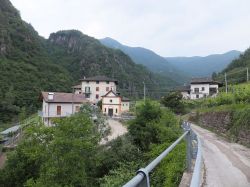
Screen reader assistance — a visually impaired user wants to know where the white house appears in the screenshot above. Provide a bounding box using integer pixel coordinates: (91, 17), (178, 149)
(177, 78), (221, 100)
(40, 92), (88, 126)
(102, 90), (130, 116)
(190, 78), (220, 99)
(73, 76), (118, 104)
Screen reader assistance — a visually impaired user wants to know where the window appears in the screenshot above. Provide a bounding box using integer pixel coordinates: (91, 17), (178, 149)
(57, 106), (61, 115)
(194, 88), (199, 93)
(115, 108), (118, 113)
(106, 87), (109, 91)
(106, 81), (109, 84)
(202, 87), (205, 91)
(110, 99), (112, 103)
(96, 81), (99, 84)
(85, 87), (90, 93)
(105, 108), (106, 112)
(96, 94), (99, 99)
(196, 95), (199, 99)
(85, 94), (90, 98)
(96, 87), (99, 91)
(86, 81), (89, 84)
(75, 106), (80, 112)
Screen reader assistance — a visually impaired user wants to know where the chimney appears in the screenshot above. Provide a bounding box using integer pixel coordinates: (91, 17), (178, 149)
(48, 92), (54, 100)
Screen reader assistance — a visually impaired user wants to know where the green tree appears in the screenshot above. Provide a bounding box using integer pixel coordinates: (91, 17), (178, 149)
(161, 92), (185, 114)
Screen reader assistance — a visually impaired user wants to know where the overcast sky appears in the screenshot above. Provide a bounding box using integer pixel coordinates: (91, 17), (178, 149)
(10, 0), (250, 57)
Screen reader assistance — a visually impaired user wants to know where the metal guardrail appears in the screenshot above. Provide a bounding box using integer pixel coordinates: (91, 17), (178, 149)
(123, 122), (203, 187)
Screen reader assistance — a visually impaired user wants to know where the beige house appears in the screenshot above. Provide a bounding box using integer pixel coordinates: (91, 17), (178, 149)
(40, 92), (88, 126)
(102, 90), (130, 116)
(73, 76), (118, 104)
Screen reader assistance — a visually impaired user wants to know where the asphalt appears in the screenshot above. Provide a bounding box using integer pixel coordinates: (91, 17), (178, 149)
(191, 124), (250, 187)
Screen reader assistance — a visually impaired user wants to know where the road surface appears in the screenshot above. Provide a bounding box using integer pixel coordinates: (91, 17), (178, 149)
(191, 124), (250, 187)
(101, 119), (127, 144)
(0, 153), (6, 169)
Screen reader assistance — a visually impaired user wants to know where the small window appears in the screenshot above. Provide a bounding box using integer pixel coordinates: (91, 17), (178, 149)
(86, 81), (89, 84)
(75, 106), (80, 112)
(57, 106), (61, 115)
(85, 94), (90, 98)
(105, 108), (106, 112)
(79, 91), (82, 94)
(116, 108), (118, 113)
(110, 99), (112, 103)
(96, 87), (99, 91)
(196, 95), (199, 99)
(202, 87), (205, 91)
(106, 81), (110, 84)
(106, 87), (109, 91)
(96, 94), (99, 99)
(96, 81), (99, 84)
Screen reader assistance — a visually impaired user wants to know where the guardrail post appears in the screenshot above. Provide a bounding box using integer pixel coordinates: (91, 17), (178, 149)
(186, 126), (192, 172)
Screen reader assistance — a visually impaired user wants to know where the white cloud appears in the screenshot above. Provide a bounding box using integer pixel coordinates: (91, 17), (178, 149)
(10, 0), (250, 56)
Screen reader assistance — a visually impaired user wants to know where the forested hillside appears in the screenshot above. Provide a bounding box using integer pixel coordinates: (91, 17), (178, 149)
(0, 0), (73, 123)
(100, 37), (189, 84)
(0, 0), (174, 124)
(215, 48), (250, 83)
(47, 30), (176, 95)
(166, 50), (240, 77)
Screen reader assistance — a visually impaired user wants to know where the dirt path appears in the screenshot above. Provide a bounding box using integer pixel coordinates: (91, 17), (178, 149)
(101, 119), (127, 144)
(191, 124), (250, 187)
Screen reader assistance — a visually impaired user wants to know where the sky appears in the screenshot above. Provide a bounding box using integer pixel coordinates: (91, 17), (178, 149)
(10, 0), (250, 57)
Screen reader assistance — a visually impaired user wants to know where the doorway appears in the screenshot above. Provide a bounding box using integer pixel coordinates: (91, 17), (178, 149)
(108, 108), (113, 117)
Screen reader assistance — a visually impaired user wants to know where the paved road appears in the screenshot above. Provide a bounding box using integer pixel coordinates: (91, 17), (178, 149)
(0, 153), (6, 169)
(100, 119), (127, 144)
(191, 124), (250, 187)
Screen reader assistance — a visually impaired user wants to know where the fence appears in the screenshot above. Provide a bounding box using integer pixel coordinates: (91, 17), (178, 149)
(123, 122), (203, 187)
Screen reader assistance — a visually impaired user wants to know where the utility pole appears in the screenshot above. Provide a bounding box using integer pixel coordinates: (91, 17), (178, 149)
(225, 73), (228, 94)
(247, 67), (249, 82)
(143, 81), (146, 102)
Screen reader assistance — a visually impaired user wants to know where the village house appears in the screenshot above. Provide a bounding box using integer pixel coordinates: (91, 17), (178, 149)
(73, 76), (118, 104)
(178, 77), (221, 100)
(39, 92), (88, 126)
(102, 90), (130, 116)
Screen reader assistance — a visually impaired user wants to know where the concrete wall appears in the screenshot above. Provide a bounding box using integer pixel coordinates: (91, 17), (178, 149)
(81, 81), (117, 104)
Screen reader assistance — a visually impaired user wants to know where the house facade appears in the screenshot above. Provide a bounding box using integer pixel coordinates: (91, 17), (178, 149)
(102, 90), (130, 116)
(74, 76), (118, 104)
(190, 78), (219, 99)
(40, 92), (88, 126)
(178, 78), (220, 100)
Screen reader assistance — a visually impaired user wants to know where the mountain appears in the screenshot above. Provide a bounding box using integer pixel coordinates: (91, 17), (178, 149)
(0, 0), (174, 124)
(215, 48), (250, 83)
(100, 37), (189, 84)
(46, 30), (177, 95)
(165, 50), (241, 77)
(0, 0), (73, 123)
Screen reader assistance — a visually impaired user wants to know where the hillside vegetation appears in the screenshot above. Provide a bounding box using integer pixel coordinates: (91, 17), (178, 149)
(186, 83), (250, 147)
(166, 50), (240, 77)
(0, 101), (186, 187)
(0, 0), (173, 125)
(100, 37), (189, 84)
(215, 48), (250, 83)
